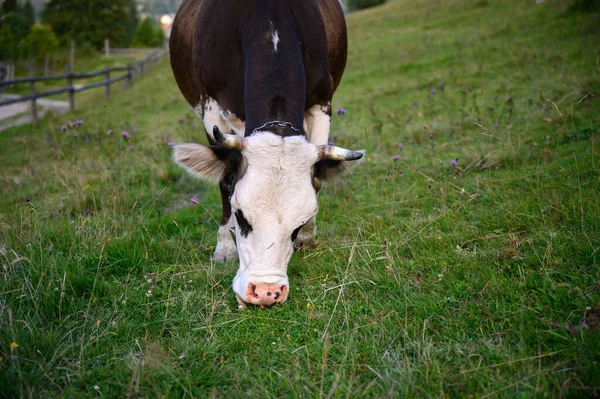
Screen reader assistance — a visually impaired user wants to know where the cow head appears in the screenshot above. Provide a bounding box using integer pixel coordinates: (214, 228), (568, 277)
(173, 127), (362, 307)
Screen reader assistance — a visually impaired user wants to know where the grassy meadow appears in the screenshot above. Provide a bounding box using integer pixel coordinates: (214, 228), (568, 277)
(1, 0), (599, 397)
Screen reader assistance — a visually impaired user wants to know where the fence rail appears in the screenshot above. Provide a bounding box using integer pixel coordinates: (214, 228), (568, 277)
(106, 47), (163, 57)
(0, 48), (168, 124)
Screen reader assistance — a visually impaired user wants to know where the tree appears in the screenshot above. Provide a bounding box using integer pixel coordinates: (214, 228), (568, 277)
(123, 0), (139, 45)
(19, 23), (59, 62)
(0, 25), (18, 61)
(344, 0), (387, 12)
(132, 17), (163, 48)
(42, 0), (138, 49)
(1, 11), (32, 39)
(23, 0), (36, 26)
(1, 0), (20, 15)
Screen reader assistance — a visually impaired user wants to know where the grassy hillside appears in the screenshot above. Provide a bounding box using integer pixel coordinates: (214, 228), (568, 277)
(1, 0), (599, 397)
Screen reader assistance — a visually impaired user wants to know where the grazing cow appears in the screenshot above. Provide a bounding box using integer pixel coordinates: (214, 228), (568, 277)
(170, 0), (363, 308)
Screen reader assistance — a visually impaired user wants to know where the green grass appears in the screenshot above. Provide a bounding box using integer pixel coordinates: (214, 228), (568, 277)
(1, 0), (599, 397)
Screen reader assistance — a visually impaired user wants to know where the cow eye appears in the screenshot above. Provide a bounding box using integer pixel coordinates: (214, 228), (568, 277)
(235, 210), (253, 238)
(291, 224), (305, 242)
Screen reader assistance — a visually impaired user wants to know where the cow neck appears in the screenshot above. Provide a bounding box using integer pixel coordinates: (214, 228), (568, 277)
(242, 0), (306, 138)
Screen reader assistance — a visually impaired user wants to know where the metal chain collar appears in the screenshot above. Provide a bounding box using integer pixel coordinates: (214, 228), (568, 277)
(252, 120), (302, 136)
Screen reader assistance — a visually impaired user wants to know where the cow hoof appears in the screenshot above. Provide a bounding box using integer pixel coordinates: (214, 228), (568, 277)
(213, 243), (238, 263)
(243, 283), (289, 307)
(236, 295), (248, 310)
(294, 239), (316, 251)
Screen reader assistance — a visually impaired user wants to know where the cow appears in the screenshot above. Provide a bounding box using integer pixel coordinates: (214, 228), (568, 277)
(170, 0), (363, 309)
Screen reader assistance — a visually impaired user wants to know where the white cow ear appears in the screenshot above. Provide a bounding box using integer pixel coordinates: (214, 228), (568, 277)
(173, 143), (241, 183)
(313, 150), (364, 181)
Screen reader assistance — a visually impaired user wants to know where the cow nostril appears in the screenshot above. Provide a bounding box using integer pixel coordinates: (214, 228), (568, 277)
(267, 291), (272, 296)
(274, 291), (280, 299)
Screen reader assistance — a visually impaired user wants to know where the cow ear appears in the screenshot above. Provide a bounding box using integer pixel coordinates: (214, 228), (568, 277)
(313, 153), (364, 182)
(173, 143), (241, 183)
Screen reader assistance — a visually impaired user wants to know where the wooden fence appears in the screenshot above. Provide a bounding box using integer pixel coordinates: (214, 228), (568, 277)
(0, 48), (168, 125)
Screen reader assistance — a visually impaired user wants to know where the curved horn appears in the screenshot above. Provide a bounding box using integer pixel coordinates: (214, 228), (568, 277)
(213, 125), (244, 149)
(317, 145), (364, 161)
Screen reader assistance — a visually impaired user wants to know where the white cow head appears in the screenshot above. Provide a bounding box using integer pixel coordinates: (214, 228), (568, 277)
(173, 127), (362, 307)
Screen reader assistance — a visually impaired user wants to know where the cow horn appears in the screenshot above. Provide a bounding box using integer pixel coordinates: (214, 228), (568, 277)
(213, 125), (244, 149)
(317, 145), (364, 161)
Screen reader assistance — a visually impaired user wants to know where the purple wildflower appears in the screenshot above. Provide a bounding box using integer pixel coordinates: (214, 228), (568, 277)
(398, 144), (404, 149)
(393, 154), (401, 161)
(450, 159), (458, 166)
(399, 171), (404, 177)
(122, 131), (130, 139)
(468, 86), (473, 92)
(191, 195), (198, 203)
(494, 122), (499, 128)
(61, 126), (67, 132)
(168, 141), (176, 147)
(73, 132), (78, 137)
(336, 108), (347, 115)
(107, 130), (113, 135)
(560, 69), (565, 74)
(128, 145), (134, 150)
(430, 88), (437, 94)
(333, 135), (338, 140)
(328, 141), (335, 146)
(75, 120), (83, 126)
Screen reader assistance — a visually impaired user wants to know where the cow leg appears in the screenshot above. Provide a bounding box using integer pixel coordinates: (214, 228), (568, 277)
(303, 102), (332, 146)
(294, 216), (317, 250)
(296, 103), (332, 250)
(213, 178), (238, 262)
(196, 98), (245, 262)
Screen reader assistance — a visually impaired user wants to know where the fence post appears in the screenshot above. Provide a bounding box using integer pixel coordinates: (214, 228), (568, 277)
(70, 41), (75, 73)
(104, 39), (110, 57)
(66, 73), (75, 112)
(125, 64), (132, 89)
(104, 68), (110, 100)
(29, 79), (38, 125)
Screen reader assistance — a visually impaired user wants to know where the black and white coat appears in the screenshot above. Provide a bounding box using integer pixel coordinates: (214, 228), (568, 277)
(170, 0), (363, 308)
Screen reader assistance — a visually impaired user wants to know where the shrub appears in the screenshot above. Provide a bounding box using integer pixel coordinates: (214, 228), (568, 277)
(19, 24), (58, 61)
(0, 25), (17, 61)
(132, 17), (164, 48)
(18, 24), (59, 62)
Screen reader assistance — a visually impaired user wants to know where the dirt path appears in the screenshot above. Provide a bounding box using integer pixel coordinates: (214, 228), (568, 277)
(0, 94), (69, 131)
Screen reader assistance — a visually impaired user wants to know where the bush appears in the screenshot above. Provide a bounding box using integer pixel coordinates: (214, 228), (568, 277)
(18, 24), (59, 62)
(132, 17), (164, 48)
(0, 25), (17, 61)
(345, 0), (387, 12)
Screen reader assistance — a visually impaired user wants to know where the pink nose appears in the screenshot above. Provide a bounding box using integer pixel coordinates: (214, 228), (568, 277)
(239, 282), (288, 308)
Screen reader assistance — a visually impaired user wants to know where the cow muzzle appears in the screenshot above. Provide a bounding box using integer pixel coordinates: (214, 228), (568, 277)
(236, 282), (289, 309)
